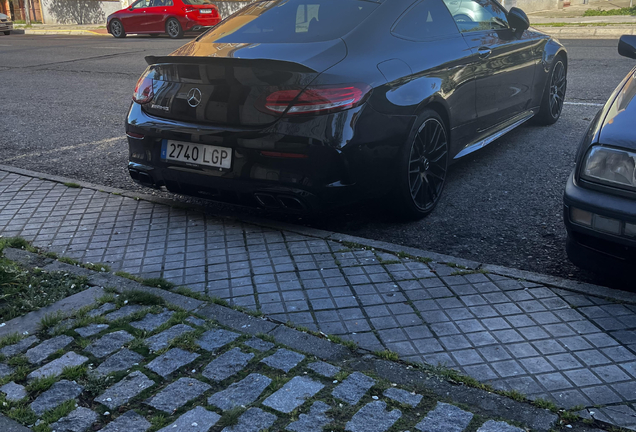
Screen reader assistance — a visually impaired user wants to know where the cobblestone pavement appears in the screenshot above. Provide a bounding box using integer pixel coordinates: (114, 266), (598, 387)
(0, 296), (540, 432)
(1, 170), (635, 429)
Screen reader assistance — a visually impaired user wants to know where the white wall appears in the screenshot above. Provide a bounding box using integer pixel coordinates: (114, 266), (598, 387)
(41, 0), (120, 24)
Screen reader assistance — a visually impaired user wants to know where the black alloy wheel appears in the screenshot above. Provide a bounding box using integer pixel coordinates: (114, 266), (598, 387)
(3, 31), (9, 35)
(110, 19), (126, 38)
(395, 110), (449, 219)
(535, 57), (567, 125)
(166, 18), (184, 39)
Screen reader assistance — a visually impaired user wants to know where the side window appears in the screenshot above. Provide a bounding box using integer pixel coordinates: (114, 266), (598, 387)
(441, 0), (508, 33)
(151, 0), (173, 6)
(295, 4), (320, 33)
(392, 0), (459, 41)
(131, 0), (151, 9)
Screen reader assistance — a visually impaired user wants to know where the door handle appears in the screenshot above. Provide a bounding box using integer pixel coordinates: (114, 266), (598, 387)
(478, 47), (492, 59)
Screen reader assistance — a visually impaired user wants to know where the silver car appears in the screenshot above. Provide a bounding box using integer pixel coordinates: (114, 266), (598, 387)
(0, 13), (13, 35)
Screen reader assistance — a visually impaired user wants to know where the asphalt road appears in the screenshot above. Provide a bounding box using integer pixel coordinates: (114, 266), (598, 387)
(0, 34), (634, 288)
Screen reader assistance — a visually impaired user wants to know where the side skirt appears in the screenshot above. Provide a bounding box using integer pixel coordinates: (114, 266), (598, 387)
(453, 110), (535, 160)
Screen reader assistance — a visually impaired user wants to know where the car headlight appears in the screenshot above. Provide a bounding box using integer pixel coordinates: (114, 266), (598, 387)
(581, 146), (636, 191)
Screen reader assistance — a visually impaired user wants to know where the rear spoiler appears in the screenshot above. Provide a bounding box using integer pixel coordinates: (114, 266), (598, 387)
(144, 56), (317, 73)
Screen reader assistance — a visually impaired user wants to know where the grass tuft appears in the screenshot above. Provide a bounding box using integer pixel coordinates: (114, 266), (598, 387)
(26, 375), (58, 393)
(374, 350), (399, 361)
(142, 277), (176, 290)
(82, 262), (111, 272)
(62, 182), (81, 188)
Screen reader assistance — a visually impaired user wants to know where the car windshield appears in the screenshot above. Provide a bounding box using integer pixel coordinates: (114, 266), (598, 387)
(182, 0), (214, 4)
(202, 0), (379, 43)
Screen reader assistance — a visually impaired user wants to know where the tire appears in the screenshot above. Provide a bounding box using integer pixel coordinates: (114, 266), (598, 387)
(534, 56), (567, 125)
(3, 31), (10, 35)
(109, 19), (126, 38)
(393, 109), (449, 220)
(166, 18), (183, 39)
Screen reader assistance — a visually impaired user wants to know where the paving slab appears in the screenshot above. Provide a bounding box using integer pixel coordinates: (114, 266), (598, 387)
(186, 316), (206, 327)
(146, 377), (211, 413)
(84, 330), (134, 358)
(261, 348), (305, 373)
(477, 420), (525, 432)
(92, 348), (144, 377)
(332, 372), (376, 405)
(244, 337), (275, 352)
(25, 335), (74, 364)
(27, 351), (88, 380)
(0, 335), (39, 357)
(30, 379), (83, 416)
(308, 360), (340, 378)
(286, 401), (332, 432)
(202, 347), (254, 381)
(88, 303), (116, 318)
(96, 370), (154, 409)
(208, 373), (272, 411)
(157, 406), (221, 432)
(383, 387), (423, 407)
(0, 363), (14, 378)
(130, 310), (174, 332)
(49, 407), (98, 432)
(103, 305), (145, 322)
(263, 375), (324, 413)
(345, 401), (402, 432)
(145, 347), (199, 377)
(196, 328), (240, 352)
(74, 324), (108, 338)
(145, 324), (195, 352)
(415, 402), (474, 432)
(220, 407), (276, 432)
(0, 382), (27, 402)
(100, 410), (151, 432)
(0, 414), (31, 432)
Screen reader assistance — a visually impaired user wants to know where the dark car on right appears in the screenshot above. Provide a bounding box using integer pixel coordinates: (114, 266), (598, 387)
(564, 35), (636, 273)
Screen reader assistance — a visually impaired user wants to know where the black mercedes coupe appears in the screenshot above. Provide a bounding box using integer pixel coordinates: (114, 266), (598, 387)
(563, 35), (636, 273)
(126, 0), (567, 219)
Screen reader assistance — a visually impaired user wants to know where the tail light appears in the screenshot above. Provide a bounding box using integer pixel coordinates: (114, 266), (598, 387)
(133, 69), (154, 104)
(184, 6), (195, 12)
(263, 84), (371, 116)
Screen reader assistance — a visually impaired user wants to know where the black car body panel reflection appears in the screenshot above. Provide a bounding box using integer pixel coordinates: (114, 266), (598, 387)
(127, 0), (567, 218)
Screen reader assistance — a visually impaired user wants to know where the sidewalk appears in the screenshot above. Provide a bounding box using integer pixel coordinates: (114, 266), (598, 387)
(1, 165), (635, 430)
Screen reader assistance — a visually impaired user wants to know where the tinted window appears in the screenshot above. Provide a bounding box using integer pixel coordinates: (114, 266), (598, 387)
(151, 0), (173, 6)
(392, 0), (459, 41)
(205, 0), (378, 43)
(441, 0), (508, 32)
(182, 0), (213, 5)
(131, 0), (151, 9)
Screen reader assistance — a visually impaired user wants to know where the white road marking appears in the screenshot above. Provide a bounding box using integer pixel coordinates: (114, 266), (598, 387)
(4, 137), (124, 162)
(564, 101), (605, 107)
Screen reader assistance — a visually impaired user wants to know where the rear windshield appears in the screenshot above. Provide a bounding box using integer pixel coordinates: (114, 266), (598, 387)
(205, 0), (379, 43)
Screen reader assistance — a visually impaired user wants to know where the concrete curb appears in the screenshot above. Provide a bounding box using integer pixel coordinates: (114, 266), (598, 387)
(1, 164), (634, 306)
(21, 29), (109, 36)
(534, 24), (636, 38)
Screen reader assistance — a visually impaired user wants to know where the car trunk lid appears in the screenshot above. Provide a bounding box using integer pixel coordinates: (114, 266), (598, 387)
(142, 39), (347, 127)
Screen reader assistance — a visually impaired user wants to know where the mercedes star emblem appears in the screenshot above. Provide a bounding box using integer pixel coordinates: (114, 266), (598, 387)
(187, 88), (202, 108)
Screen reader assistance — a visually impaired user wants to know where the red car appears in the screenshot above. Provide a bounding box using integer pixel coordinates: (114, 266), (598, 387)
(107, 0), (221, 39)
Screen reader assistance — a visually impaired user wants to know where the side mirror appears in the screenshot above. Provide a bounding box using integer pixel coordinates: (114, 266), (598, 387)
(508, 7), (529, 33)
(618, 35), (636, 59)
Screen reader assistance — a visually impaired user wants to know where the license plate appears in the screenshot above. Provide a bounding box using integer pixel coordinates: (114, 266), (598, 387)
(161, 140), (232, 169)
(199, 9), (212, 13)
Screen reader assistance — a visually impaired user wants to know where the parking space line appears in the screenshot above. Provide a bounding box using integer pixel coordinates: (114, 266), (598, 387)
(4, 137), (124, 162)
(564, 101), (605, 107)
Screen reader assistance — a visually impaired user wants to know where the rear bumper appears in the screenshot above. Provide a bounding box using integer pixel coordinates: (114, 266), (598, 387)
(563, 171), (636, 273)
(125, 102), (413, 211)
